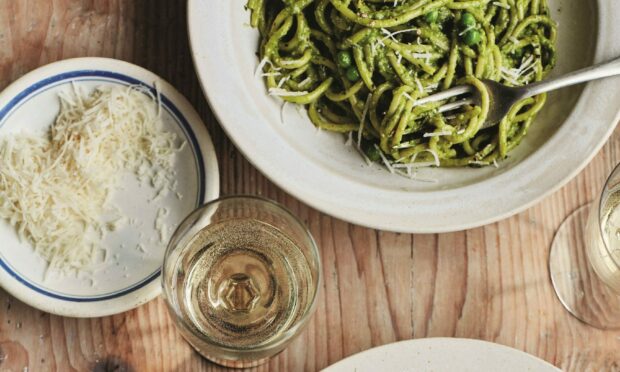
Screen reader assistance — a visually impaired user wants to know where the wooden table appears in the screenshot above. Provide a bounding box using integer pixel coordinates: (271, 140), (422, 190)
(0, 1), (619, 371)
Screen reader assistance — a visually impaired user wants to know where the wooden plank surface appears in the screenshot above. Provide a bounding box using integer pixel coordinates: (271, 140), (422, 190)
(1, 1), (620, 371)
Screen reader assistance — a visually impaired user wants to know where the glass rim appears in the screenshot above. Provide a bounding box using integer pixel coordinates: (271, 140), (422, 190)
(597, 162), (620, 261)
(162, 194), (322, 355)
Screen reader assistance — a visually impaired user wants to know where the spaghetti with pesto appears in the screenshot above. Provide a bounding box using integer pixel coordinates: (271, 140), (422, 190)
(247, 0), (557, 172)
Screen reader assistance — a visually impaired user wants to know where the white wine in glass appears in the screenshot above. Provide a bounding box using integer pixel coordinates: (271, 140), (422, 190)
(162, 196), (321, 367)
(585, 186), (620, 292)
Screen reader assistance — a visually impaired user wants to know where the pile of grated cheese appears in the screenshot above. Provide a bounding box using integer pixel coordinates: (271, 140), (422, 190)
(0, 84), (180, 274)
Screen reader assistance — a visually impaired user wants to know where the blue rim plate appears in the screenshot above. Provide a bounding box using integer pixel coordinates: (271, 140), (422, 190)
(0, 58), (219, 317)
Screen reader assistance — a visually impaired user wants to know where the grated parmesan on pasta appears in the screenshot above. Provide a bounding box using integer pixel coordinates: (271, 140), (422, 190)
(0, 83), (181, 274)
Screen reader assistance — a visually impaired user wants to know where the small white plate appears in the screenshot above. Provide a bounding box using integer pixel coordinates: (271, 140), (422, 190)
(189, 0), (620, 233)
(322, 338), (561, 372)
(0, 58), (219, 317)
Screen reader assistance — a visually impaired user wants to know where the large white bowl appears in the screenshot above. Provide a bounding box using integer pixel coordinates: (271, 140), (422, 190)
(189, 0), (620, 233)
(323, 338), (560, 372)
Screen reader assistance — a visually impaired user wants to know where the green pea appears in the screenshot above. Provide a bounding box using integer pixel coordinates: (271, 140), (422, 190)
(345, 66), (360, 82)
(463, 29), (481, 46)
(425, 10), (439, 23)
(364, 144), (382, 162)
(337, 50), (353, 68)
(511, 48), (524, 59)
(460, 12), (476, 28)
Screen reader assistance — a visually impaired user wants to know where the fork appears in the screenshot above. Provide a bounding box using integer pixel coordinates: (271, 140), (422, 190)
(417, 56), (620, 129)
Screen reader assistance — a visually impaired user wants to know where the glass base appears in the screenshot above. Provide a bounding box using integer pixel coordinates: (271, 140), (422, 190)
(200, 351), (269, 368)
(550, 204), (620, 329)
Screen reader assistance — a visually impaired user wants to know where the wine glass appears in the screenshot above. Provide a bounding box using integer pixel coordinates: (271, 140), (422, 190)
(161, 196), (321, 367)
(550, 163), (620, 328)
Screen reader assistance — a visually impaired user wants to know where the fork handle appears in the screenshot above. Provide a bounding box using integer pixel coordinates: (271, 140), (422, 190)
(523, 56), (620, 98)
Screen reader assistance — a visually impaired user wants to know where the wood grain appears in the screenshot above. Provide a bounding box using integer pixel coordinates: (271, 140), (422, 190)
(1, 1), (620, 371)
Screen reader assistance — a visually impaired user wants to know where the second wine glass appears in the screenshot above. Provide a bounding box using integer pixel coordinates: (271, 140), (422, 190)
(550, 163), (620, 328)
